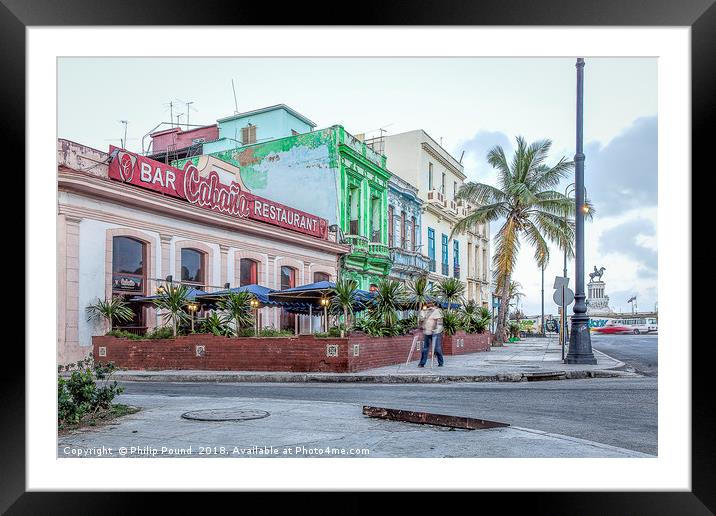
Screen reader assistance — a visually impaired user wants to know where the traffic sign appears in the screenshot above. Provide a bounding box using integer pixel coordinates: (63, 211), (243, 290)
(553, 276), (570, 289)
(553, 287), (575, 306)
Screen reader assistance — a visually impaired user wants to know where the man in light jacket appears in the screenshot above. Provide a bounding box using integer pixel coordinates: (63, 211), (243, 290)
(418, 301), (445, 367)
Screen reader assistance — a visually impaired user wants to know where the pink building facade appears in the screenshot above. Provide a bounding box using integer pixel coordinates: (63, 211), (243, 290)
(150, 125), (218, 154)
(57, 139), (348, 366)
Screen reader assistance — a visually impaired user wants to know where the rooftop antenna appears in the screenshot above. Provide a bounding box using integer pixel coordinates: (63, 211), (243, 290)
(163, 101), (176, 127)
(184, 101), (197, 130)
(119, 120), (128, 148)
(459, 150), (465, 164)
(231, 79), (239, 114)
(176, 113), (184, 127)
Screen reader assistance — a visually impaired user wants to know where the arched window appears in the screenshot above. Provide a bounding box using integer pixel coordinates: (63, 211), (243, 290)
(240, 259), (259, 286)
(281, 266), (296, 290)
(313, 272), (330, 283)
(280, 266), (297, 331)
(112, 236), (146, 331)
(112, 236), (146, 294)
(181, 248), (205, 287)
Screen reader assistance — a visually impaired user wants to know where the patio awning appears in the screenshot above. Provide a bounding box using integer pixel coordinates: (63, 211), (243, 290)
(267, 280), (336, 300)
(196, 284), (276, 305)
(196, 284), (314, 313)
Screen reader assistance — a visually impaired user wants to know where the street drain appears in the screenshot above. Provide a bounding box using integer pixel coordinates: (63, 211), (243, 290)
(181, 408), (270, 422)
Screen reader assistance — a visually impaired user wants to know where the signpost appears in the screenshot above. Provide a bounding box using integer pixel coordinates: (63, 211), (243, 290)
(553, 277), (574, 362)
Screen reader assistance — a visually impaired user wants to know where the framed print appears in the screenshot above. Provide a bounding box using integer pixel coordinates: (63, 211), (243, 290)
(7, 0), (715, 512)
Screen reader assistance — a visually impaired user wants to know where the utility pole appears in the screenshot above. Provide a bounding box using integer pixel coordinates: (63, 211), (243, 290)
(541, 264), (545, 336)
(566, 58), (596, 365)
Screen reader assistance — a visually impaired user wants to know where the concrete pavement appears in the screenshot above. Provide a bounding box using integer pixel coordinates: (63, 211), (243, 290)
(58, 394), (653, 458)
(108, 336), (636, 384)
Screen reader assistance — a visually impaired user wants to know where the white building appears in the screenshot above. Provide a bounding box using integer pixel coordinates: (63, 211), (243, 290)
(367, 130), (491, 304)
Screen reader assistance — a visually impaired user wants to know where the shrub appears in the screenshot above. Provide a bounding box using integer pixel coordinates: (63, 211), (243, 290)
(105, 329), (143, 340)
(441, 311), (462, 336)
(315, 325), (345, 338)
(199, 311), (235, 337)
(508, 321), (521, 339)
(397, 314), (418, 334)
(58, 355), (124, 428)
(144, 326), (175, 339)
(459, 302), (492, 334)
(237, 327), (294, 337)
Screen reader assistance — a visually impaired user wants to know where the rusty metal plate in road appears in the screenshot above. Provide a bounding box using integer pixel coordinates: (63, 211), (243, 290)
(362, 406), (509, 430)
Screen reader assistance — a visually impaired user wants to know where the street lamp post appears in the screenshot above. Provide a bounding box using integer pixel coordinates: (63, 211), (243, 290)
(320, 297), (330, 332)
(250, 298), (259, 336)
(188, 302), (198, 333)
(566, 58), (597, 365)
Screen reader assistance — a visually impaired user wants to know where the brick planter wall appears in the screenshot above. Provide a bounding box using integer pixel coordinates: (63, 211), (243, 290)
(441, 331), (492, 355)
(93, 330), (492, 373)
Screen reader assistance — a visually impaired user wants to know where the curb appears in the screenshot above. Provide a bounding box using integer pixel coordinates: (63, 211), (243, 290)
(113, 369), (640, 384)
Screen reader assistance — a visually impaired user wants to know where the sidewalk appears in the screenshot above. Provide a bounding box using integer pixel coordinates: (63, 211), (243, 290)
(110, 337), (637, 384)
(58, 394), (653, 459)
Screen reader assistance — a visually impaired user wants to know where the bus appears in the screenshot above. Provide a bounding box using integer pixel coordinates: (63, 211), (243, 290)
(595, 317), (658, 335)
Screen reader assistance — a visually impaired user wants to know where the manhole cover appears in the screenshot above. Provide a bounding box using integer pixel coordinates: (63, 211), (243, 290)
(181, 408), (270, 422)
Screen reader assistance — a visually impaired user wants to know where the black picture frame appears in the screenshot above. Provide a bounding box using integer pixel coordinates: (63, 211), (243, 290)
(6, 0), (713, 512)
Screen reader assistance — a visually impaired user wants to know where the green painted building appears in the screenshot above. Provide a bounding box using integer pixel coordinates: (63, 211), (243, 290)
(173, 121), (391, 290)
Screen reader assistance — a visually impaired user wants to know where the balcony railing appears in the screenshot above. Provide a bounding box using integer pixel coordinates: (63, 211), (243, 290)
(345, 234), (369, 252)
(428, 259), (436, 273)
(441, 263), (449, 276)
(427, 189), (444, 204)
(390, 247), (431, 272)
(368, 242), (389, 256)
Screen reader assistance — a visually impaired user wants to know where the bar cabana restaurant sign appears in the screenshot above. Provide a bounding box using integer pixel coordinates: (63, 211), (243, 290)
(108, 146), (328, 239)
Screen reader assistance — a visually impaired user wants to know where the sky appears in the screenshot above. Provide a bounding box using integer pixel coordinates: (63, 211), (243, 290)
(58, 57), (658, 316)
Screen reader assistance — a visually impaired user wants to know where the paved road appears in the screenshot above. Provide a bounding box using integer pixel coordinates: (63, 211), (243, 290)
(119, 377), (658, 455)
(591, 333), (658, 376)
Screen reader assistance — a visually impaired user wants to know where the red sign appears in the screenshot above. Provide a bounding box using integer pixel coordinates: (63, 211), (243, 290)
(108, 147), (328, 239)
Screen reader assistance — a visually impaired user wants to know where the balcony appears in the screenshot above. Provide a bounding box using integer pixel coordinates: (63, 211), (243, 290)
(345, 234), (369, 253)
(441, 263), (449, 276)
(390, 247), (431, 274)
(426, 189), (444, 205)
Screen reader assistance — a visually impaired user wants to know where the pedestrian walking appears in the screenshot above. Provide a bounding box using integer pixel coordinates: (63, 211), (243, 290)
(418, 301), (445, 367)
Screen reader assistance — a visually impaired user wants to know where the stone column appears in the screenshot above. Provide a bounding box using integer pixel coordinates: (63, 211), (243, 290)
(219, 245), (230, 287)
(60, 215), (83, 364)
(159, 233), (172, 281)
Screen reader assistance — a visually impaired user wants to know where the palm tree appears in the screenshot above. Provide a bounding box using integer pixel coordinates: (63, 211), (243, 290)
(406, 275), (432, 324)
(373, 279), (405, 329)
(330, 278), (360, 337)
(433, 277), (465, 314)
(86, 296), (134, 333)
(152, 284), (192, 337)
(451, 136), (576, 344)
(216, 291), (255, 337)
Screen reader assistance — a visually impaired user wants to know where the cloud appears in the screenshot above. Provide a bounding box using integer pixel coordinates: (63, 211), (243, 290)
(456, 130), (513, 184)
(599, 218), (657, 276)
(585, 116), (657, 217)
